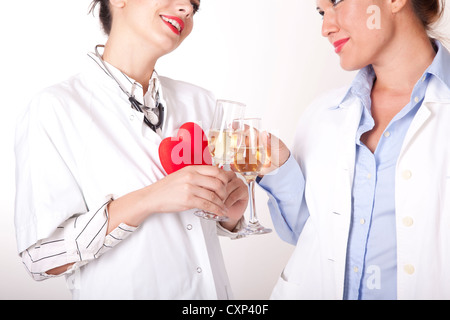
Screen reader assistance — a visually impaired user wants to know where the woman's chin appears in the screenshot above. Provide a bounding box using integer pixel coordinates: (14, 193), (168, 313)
(339, 56), (367, 72)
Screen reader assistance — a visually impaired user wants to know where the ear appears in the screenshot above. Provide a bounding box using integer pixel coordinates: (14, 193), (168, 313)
(389, 0), (408, 14)
(109, 0), (126, 9)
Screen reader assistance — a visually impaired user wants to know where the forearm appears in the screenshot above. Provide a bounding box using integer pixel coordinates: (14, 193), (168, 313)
(106, 188), (149, 234)
(258, 154), (308, 245)
(22, 197), (136, 280)
(26, 166), (239, 278)
(47, 193), (142, 276)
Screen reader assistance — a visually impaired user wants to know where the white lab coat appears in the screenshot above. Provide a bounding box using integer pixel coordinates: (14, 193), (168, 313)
(271, 76), (450, 300)
(15, 54), (233, 299)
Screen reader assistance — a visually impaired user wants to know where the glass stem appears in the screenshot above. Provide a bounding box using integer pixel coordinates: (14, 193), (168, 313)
(247, 179), (257, 224)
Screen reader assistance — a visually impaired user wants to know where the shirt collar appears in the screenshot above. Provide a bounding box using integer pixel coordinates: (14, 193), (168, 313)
(86, 49), (162, 108)
(425, 40), (450, 91)
(332, 40), (450, 110)
(330, 65), (376, 110)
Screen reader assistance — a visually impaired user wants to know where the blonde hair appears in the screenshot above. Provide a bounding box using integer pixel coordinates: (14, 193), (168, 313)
(411, 0), (449, 48)
(411, 0), (445, 29)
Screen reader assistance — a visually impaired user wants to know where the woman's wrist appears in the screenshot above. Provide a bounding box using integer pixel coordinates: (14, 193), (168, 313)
(106, 189), (149, 234)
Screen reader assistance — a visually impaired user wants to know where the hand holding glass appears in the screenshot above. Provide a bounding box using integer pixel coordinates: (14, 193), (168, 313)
(194, 99), (245, 221)
(231, 118), (272, 235)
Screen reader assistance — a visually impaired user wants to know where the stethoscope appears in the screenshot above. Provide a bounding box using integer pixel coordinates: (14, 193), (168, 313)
(94, 45), (164, 132)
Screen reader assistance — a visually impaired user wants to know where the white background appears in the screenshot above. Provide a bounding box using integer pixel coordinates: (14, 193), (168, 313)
(1, 0), (449, 299)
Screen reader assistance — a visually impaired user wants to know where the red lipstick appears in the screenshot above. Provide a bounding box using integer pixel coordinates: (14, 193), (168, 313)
(160, 15), (185, 35)
(333, 38), (350, 53)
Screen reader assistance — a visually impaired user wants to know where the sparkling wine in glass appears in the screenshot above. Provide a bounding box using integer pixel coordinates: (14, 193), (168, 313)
(232, 118), (272, 235)
(193, 99), (245, 221)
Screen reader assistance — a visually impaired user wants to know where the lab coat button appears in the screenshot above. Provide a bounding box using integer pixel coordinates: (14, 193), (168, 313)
(402, 217), (414, 227)
(197, 267), (202, 273)
(129, 114), (135, 121)
(187, 224), (193, 230)
(402, 170), (412, 180)
(404, 264), (415, 275)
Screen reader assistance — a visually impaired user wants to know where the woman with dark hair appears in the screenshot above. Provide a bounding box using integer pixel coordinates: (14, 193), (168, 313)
(258, 0), (450, 299)
(14, 0), (248, 299)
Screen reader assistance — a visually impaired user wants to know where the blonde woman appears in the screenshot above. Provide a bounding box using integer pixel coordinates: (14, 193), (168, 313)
(259, 0), (450, 299)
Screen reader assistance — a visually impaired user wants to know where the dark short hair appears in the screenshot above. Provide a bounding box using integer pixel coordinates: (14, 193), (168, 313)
(89, 0), (112, 35)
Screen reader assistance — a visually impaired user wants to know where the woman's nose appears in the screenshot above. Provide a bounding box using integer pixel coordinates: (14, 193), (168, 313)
(321, 10), (339, 38)
(176, 0), (194, 17)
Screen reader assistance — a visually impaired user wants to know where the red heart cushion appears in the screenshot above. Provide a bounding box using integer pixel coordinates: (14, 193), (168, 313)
(159, 122), (212, 174)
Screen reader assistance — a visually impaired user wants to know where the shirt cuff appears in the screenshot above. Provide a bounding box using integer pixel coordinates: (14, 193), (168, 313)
(21, 195), (138, 281)
(216, 216), (247, 240)
(62, 195), (137, 263)
(95, 223), (137, 257)
(257, 154), (304, 201)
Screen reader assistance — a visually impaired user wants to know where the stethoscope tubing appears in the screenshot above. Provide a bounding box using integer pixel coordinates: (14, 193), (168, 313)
(94, 45), (164, 132)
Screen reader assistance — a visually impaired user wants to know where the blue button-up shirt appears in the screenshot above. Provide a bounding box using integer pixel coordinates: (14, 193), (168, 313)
(259, 41), (449, 300)
(343, 66), (425, 300)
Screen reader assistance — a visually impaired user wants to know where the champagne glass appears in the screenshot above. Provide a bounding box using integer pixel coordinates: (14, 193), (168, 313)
(194, 99), (245, 221)
(231, 118), (272, 235)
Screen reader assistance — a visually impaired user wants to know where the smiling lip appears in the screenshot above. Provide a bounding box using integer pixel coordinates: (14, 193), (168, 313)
(160, 15), (184, 35)
(333, 38), (350, 53)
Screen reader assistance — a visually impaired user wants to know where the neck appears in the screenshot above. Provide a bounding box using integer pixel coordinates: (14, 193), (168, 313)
(102, 33), (159, 94)
(372, 30), (436, 94)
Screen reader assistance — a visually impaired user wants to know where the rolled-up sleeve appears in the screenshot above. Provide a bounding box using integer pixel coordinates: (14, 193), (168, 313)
(15, 93), (137, 280)
(21, 198), (137, 281)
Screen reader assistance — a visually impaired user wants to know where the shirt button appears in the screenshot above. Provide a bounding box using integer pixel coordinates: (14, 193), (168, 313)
(186, 224), (193, 230)
(404, 264), (415, 275)
(402, 170), (412, 180)
(197, 267), (202, 273)
(384, 131), (391, 138)
(360, 218), (366, 225)
(414, 96), (420, 103)
(366, 173), (372, 179)
(353, 266), (359, 273)
(402, 216), (414, 227)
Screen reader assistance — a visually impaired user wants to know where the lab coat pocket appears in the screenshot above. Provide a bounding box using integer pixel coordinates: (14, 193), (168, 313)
(270, 272), (303, 300)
